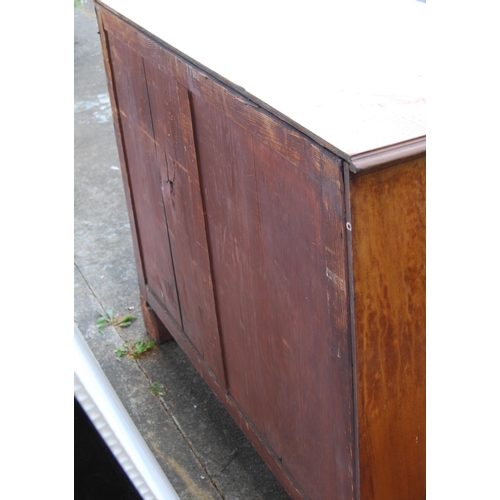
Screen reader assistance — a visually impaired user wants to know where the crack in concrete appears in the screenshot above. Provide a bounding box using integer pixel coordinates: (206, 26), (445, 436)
(74, 262), (130, 342)
(215, 449), (238, 477)
(135, 357), (225, 499)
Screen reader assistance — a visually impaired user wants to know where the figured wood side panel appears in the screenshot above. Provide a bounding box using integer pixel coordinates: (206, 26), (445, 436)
(350, 156), (426, 500)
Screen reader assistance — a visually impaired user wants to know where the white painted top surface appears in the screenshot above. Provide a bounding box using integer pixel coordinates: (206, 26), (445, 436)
(101, 0), (425, 157)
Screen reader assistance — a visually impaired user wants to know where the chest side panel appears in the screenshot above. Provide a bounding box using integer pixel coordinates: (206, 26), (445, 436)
(350, 156), (426, 500)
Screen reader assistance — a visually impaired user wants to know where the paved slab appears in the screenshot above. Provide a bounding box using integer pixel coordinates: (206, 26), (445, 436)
(74, 3), (291, 499)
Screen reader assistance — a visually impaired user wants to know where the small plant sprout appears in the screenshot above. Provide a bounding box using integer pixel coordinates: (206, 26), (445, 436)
(132, 339), (155, 356)
(115, 345), (130, 358)
(149, 382), (163, 397)
(118, 315), (136, 328)
(96, 309), (114, 334)
(96, 308), (137, 334)
(115, 339), (155, 359)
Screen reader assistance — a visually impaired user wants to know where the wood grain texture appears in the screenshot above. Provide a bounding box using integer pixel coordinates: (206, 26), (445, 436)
(142, 59), (226, 388)
(350, 136), (426, 175)
(106, 32), (182, 329)
(350, 156), (426, 500)
(102, 8), (356, 495)
(96, 10), (148, 300)
(99, 8), (325, 180)
(190, 93), (354, 500)
(140, 294), (174, 342)
(96, 5), (427, 500)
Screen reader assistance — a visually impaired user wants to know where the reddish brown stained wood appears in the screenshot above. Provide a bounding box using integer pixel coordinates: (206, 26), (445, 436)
(350, 136), (426, 175)
(95, 10), (147, 298)
(96, 5), (359, 499)
(99, 8), (323, 182)
(105, 32), (182, 329)
(97, 1), (352, 163)
(98, 8), (173, 342)
(320, 153), (356, 499)
(142, 287), (307, 500)
(140, 294), (174, 343)
(104, 26), (226, 387)
(350, 156), (426, 500)
(141, 58), (226, 388)
(190, 93), (354, 500)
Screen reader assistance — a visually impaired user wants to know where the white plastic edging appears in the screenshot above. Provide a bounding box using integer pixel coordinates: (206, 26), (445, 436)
(74, 324), (180, 500)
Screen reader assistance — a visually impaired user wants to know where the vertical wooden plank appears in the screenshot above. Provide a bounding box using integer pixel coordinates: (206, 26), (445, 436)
(342, 160), (361, 500)
(142, 58), (226, 388)
(320, 152), (356, 500)
(350, 156), (426, 500)
(105, 33), (183, 331)
(95, 8), (147, 294)
(107, 32), (178, 320)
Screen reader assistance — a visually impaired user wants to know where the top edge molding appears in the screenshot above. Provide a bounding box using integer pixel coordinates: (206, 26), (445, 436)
(349, 136), (426, 175)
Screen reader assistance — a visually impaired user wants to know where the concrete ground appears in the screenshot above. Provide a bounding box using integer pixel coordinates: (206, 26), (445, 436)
(74, 3), (291, 499)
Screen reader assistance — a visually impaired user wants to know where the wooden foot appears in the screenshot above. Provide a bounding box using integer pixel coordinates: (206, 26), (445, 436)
(140, 296), (174, 343)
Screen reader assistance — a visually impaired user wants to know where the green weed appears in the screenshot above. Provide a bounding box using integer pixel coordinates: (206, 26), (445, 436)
(149, 382), (164, 397)
(115, 339), (155, 359)
(96, 309), (136, 334)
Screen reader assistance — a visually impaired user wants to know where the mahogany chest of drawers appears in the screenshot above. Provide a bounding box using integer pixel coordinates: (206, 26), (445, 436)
(95, 3), (425, 498)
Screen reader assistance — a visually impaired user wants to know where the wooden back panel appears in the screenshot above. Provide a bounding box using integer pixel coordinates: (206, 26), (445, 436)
(104, 22), (226, 387)
(107, 32), (182, 328)
(97, 5), (364, 499)
(191, 93), (354, 500)
(350, 157), (426, 500)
